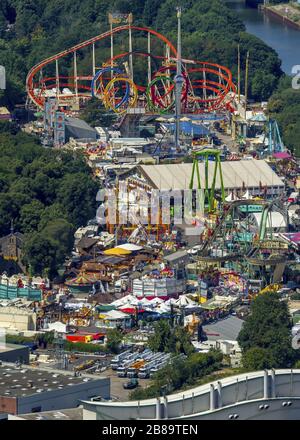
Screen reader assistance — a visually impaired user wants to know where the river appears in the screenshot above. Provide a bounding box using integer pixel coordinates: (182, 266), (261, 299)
(226, 1), (300, 74)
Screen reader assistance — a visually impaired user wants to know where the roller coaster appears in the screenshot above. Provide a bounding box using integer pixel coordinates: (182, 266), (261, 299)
(196, 198), (289, 285)
(26, 25), (236, 115)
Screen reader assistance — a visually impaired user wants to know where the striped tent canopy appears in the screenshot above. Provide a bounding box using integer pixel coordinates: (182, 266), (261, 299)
(65, 273), (98, 286)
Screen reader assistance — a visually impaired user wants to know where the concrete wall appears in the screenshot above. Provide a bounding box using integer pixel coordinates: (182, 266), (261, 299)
(0, 308), (36, 331)
(81, 370), (300, 420)
(184, 398), (300, 420)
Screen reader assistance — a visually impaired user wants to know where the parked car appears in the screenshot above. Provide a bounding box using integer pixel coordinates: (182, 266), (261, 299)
(123, 379), (139, 389)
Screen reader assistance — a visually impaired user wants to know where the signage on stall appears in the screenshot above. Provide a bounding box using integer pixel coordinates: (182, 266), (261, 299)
(258, 240), (288, 250)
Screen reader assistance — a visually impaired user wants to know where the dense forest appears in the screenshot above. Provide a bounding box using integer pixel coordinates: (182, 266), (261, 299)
(0, 0), (283, 108)
(0, 122), (98, 277)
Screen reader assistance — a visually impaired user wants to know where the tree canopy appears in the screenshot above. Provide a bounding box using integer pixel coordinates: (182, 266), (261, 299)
(148, 320), (194, 356)
(237, 293), (296, 370)
(0, 123), (99, 276)
(268, 76), (300, 156)
(106, 328), (123, 354)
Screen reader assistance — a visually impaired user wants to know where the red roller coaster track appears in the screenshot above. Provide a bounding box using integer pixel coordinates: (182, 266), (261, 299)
(26, 25), (236, 114)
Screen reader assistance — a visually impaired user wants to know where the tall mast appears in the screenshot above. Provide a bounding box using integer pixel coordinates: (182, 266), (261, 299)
(175, 6), (184, 150)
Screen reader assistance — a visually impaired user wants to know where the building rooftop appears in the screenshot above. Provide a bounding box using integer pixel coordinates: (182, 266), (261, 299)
(203, 316), (244, 341)
(164, 250), (188, 263)
(14, 407), (83, 420)
(0, 343), (27, 354)
(0, 362), (102, 398)
(138, 160), (284, 190)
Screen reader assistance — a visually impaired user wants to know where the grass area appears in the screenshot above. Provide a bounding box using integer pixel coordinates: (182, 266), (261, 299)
(179, 367), (247, 391)
(269, 3), (300, 24)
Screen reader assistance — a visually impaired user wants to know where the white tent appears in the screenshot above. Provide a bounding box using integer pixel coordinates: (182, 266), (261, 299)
(225, 192), (234, 202)
(116, 243), (143, 252)
(148, 297), (165, 306)
(242, 190), (252, 200)
(103, 310), (129, 320)
(138, 297), (152, 307)
(251, 212), (287, 230)
(185, 303), (200, 310)
(164, 298), (177, 306)
(46, 321), (67, 333)
(175, 295), (198, 307)
(112, 294), (139, 307)
(155, 304), (171, 314)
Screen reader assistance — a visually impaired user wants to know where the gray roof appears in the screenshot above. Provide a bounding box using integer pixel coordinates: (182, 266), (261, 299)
(0, 343), (28, 353)
(0, 363), (102, 397)
(15, 407), (83, 420)
(164, 250), (188, 263)
(139, 160), (284, 190)
(203, 315), (244, 341)
(65, 117), (97, 140)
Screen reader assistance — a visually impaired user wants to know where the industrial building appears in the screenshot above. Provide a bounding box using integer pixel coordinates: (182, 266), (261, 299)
(0, 344), (30, 364)
(0, 362), (110, 415)
(0, 307), (37, 331)
(9, 407), (83, 420)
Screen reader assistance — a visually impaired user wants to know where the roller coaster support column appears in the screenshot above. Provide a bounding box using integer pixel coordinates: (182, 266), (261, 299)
(189, 149), (225, 212)
(148, 32), (151, 84)
(175, 6), (184, 149)
(92, 43), (96, 77)
(109, 18), (114, 79)
(74, 51), (78, 97)
(244, 51), (250, 119)
(128, 13), (134, 81)
(55, 60), (60, 98)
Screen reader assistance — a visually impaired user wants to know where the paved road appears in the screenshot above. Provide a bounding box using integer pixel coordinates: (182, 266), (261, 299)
(99, 368), (149, 401)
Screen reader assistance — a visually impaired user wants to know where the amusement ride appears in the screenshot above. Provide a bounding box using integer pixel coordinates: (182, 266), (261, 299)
(25, 13), (289, 300)
(26, 23), (236, 116)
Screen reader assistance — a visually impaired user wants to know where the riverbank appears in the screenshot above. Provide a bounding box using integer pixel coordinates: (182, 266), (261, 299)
(262, 3), (300, 31)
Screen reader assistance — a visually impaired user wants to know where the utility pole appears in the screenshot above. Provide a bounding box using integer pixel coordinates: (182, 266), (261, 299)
(175, 6), (184, 150)
(108, 14), (114, 80)
(237, 44), (241, 104)
(128, 13), (134, 82)
(244, 51), (250, 120)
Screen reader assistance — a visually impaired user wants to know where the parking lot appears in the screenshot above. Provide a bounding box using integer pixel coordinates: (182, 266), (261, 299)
(35, 349), (149, 401)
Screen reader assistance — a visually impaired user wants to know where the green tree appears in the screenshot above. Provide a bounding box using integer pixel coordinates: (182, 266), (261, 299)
(106, 328), (123, 354)
(22, 232), (59, 277)
(241, 347), (274, 370)
(148, 320), (172, 353)
(238, 293), (296, 369)
(42, 218), (74, 261)
(57, 173), (98, 227)
(19, 200), (45, 233)
(148, 320), (194, 355)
